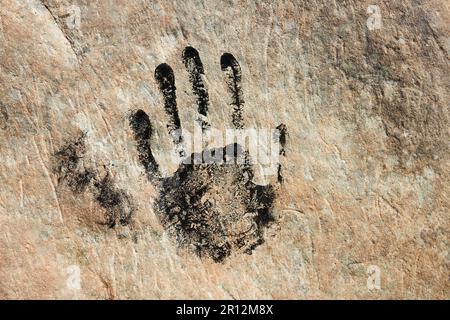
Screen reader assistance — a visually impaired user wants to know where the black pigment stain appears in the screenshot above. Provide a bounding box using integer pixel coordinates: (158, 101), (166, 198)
(182, 46), (209, 117)
(154, 63), (182, 141)
(53, 133), (94, 193)
(127, 47), (287, 262)
(129, 110), (160, 183)
(53, 46), (287, 262)
(0, 103), (8, 129)
(53, 133), (136, 228)
(276, 123), (287, 156)
(221, 52), (244, 129)
(93, 174), (135, 228)
(155, 144), (276, 262)
(275, 124), (288, 183)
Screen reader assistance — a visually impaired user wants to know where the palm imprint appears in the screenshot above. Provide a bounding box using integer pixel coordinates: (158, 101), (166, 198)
(129, 47), (287, 262)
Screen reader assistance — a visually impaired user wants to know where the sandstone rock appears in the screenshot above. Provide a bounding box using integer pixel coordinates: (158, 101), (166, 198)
(0, 0), (448, 299)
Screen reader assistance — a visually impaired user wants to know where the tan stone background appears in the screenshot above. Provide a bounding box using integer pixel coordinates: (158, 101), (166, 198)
(0, 0), (449, 299)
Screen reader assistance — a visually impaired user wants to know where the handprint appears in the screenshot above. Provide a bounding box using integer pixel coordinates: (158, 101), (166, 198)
(53, 46), (287, 262)
(129, 46), (287, 262)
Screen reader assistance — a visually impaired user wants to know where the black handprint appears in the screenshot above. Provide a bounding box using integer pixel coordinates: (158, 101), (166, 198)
(129, 47), (287, 262)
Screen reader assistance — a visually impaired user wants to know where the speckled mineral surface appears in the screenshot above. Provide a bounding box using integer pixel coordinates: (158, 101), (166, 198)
(0, 0), (449, 299)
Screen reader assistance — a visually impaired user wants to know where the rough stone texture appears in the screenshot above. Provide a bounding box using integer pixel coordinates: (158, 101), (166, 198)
(0, 0), (449, 299)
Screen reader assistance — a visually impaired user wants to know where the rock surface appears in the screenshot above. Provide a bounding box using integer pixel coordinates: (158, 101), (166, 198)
(0, 0), (449, 299)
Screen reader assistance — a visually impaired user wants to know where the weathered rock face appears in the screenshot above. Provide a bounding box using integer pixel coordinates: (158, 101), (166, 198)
(0, 0), (448, 299)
